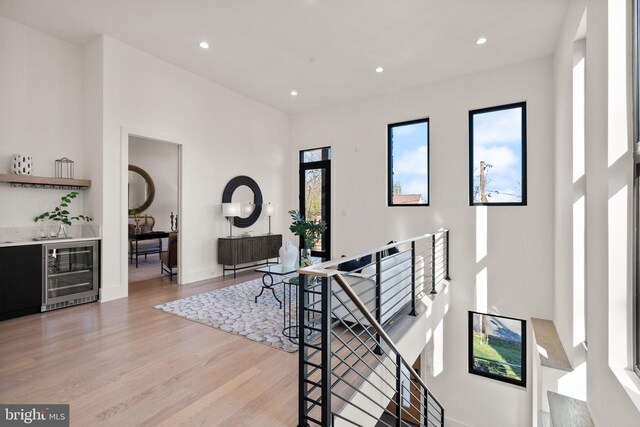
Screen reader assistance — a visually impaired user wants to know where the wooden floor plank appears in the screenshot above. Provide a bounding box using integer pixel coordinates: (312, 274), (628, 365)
(0, 272), (298, 426)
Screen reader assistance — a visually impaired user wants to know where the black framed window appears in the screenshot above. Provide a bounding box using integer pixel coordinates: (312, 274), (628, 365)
(387, 118), (429, 206)
(468, 311), (527, 387)
(301, 147), (331, 163)
(300, 147), (331, 259)
(469, 102), (527, 206)
(635, 164), (640, 377)
(634, 0), (640, 377)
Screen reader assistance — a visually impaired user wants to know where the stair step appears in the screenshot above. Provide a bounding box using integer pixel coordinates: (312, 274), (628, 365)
(531, 318), (572, 371)
(547, 391), (594, 427)
(539, 410), (551, 427)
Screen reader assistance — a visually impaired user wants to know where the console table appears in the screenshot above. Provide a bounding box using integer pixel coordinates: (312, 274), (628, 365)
(129, 231), (169, 268)
(218, 234), (282, 278)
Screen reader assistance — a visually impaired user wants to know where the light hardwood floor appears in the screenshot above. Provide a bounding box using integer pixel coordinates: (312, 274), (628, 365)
(0, 272), (298, 426)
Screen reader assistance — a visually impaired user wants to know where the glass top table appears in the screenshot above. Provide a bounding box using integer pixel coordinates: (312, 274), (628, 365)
(254, 263), (298, 308)
(255, 264), (298, 276)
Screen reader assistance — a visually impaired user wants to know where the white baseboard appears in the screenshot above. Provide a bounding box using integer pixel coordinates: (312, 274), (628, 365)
(445, 416), (474, 427)
(100, 267), (223, 300)
(99, 285), (126, 302)
(180, 267), (220, 285)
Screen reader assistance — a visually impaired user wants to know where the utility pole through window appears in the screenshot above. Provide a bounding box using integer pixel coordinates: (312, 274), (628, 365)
(480, 161), (488, 203)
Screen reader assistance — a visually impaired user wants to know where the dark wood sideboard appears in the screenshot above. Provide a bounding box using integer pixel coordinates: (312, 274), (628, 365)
(218, 234), (282, 278)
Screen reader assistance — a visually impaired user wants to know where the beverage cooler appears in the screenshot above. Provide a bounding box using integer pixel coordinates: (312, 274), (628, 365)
(42, 241), (99, 311)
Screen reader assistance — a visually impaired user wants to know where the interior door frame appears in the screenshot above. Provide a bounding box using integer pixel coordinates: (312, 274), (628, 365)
(299, 148), (331, 259)
(121, 126), (184, 292)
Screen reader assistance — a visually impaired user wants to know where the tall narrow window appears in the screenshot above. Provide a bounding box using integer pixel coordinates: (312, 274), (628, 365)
(633, 0), (640, 377)
(469, 102), (527, 206)
(300, 147), (331, 259)
(387, 118), (429, 206)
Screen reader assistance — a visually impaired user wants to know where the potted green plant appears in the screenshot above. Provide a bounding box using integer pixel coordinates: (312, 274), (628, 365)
(288, 209), (327, 266)
(34, 191), (93, 238)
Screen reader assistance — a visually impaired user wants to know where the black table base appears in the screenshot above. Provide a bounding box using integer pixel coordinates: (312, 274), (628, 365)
(255, 272), (283, 309)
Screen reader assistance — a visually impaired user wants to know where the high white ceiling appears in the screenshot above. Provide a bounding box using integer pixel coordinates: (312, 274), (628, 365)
(0, 0), (568, 113)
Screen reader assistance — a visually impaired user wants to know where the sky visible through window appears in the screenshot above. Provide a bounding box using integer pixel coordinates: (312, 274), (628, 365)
(472, 107), (523, 204)
(390, 120), (428, 204)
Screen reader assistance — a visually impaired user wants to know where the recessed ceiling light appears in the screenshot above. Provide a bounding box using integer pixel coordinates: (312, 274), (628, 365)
(290, 91), (298, 96)
(476, 37), (487, 45)
(199, 41), (210, 49)
(375, 67), (384, 73)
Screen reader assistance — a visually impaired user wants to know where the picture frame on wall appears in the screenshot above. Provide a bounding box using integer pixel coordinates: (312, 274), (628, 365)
(468, 311), (527, 387)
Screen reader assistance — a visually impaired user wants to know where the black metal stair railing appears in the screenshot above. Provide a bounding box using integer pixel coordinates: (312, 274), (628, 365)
(297, 231), (449, 427)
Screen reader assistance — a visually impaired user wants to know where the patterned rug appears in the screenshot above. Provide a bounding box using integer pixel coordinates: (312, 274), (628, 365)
(128, 253), (165, 283)
(154, 275), (299, 352)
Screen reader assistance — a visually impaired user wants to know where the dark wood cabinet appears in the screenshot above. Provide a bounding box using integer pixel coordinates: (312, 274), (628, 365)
(218, 234), (282, 278)
(0, 245), (42, 320)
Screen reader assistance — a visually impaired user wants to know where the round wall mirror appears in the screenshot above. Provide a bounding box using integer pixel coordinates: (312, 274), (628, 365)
(222, 176), (263, 228)
(128, 165), (155, 215)
(233, 185), (255, 218)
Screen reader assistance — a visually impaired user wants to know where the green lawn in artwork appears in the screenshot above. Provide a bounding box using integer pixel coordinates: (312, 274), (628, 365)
(472, 334), (522, 381)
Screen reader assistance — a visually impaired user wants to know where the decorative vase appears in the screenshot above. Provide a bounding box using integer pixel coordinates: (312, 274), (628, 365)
(279, 241), (298, 268)
(301, 247), (312, 267)
(37, 221), (47, 239)
(11, 154), (33, 175)
(48, 222), (59, 238)
(57, 223), (69, 238)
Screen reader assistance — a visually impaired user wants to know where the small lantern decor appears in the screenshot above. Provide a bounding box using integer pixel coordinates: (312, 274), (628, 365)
(11, 154), (33, 175)
(55, 157), (74, 179)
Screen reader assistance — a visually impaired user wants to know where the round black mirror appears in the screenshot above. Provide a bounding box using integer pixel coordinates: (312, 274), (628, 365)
(222, 176), (263, 228)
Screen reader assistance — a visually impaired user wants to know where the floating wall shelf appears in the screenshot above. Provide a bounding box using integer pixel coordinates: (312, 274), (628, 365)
(0, 174), (91, 190)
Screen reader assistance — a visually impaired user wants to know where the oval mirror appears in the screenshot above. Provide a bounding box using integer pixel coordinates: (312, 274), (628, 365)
(128, 165), (155, 215)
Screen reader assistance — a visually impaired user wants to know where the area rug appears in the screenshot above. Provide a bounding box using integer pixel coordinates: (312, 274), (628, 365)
(154, 275), (299, 352)
(128, 253), (164, 283)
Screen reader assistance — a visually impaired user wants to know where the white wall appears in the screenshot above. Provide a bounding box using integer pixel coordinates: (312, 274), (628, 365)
(290, 57), (555, 426)
(128, 136), (178, 232)
(553, 0), (640, 425)
(548, 4), (590, 418)
(553, 0), (585, 367)
(582, 0), (640, 424)
(83, 37), (103, 229)
(0, 16), (88, 226)
(97, 36), (290, 301)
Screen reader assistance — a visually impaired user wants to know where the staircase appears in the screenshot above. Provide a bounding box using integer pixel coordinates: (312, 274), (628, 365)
(296, 232), (449, 427)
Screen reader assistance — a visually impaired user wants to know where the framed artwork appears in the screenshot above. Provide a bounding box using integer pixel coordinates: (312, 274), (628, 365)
(468, 311), (526, 387)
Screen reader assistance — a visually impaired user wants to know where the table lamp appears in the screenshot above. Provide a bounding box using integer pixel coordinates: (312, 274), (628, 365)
(263, 203), (275, 235)
(222, 202), (241, 237)
(243, 202), (255, 216)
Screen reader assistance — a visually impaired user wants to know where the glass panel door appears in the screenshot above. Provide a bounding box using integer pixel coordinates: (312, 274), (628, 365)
(300, 148), (331, 259)
(46, 243), (97, 302)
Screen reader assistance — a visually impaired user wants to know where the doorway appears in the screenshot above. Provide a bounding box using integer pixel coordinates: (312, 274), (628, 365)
(126, 135), (181, 286)
(299, 147), (331, 259)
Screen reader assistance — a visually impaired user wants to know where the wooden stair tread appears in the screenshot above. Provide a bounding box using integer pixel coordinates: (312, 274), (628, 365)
(547, 391), (594, 427)
(531, 317), (572, 372)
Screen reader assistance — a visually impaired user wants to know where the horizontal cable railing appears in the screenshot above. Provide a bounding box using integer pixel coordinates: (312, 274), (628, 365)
(297, 230), (449, 427)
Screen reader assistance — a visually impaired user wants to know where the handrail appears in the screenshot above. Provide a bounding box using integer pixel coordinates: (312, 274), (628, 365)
(298, 230), (448, 277)
(331, 272), (445, 410)
(297, 231), (449, 426)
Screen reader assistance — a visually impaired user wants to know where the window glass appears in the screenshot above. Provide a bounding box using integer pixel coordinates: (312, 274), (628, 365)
(388, 118), (429, 206)
(470, 103), (527, 205)
(301, 147), (331, 163)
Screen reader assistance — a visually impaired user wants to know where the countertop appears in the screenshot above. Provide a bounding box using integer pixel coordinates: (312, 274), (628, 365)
(0, 225), (101, 248)
(0, 236), (101, 248)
